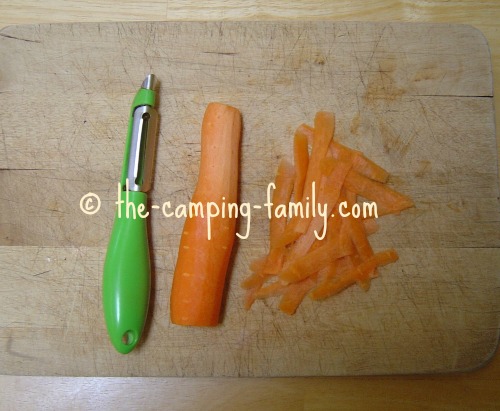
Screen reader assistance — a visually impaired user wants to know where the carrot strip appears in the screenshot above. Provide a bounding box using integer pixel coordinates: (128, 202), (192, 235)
(345, 215), (374, 260)
(363, 218), (379, 235)
(344, 170), (414, 215)
(276, 113), (335, 247)
(320, 156), (336, 176)
(263, 159), (295, 274)
(344, 214), (375, 290)
(263, 248), (285, 274)
(249, 255), (267, 274)
(288, 160), (351, 259)
(241, 271), (269, 290)
(244, 274), (269, 310)
(255, 280), (287, 299)
(293, 126), (310, 202)
(310, 249), (399, 300)
(302, 123), (389, 182)
(269, 159), (295, 248)
(352, 154), (389, 183)
(295, 112), (335, 234)
(244, 111), (413, 315)
(170, 103), (242, 326)
(279, 275), (318, 315)
(315, 255), (353, 289)
(278, 235), (354, 284)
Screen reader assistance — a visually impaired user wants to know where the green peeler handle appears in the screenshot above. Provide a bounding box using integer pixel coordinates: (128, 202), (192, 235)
(103, 190), (150, 354)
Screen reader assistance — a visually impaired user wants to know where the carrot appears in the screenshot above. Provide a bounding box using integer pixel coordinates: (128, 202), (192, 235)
(241, 271), (269, 290)
(263, 159), (295, 274)
(292, 169), (351, 262)
(275, 112), (335, 248)
(344, 169), (414, 215)
(278, 235), (354, 284)
(352, 154), (389, 183)
(243, 111), (413, 315)
(293, 126), (309, 202)
(254, 280), (287, 299)
(302, 123), (389, 182)
(310, 249), (399, 300)
(294, 112), (335, 234)
(249, 255), (267, 274)
(243, 274), (269, 310)
(344, 214), (375, 290)
(363, 218), (379, 235)
(170, 103), (242, 326)
(320, 156), (336, 175)
(279, 274), (318, 315)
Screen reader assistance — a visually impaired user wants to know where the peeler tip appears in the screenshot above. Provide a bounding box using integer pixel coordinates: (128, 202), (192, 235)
(141, 74), (158, 90)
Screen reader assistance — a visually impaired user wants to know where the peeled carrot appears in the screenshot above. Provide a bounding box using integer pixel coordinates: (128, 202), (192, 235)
(170, 103), (242, 326)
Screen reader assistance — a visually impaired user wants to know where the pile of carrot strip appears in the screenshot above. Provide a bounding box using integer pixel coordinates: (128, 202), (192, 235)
(242, 112), (414, 315)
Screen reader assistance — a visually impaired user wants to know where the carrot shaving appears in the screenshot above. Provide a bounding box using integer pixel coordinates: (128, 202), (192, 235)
(279, 275), (318, 315)
(278, 235), (354, 284)
(263, 159), (295, 274)
(344, 170), (414, 215)
(310, 249), (399, 300)
(275, 113), (335, 248)
(244, 274), (269, 310)
(320, 156), (336, 176)
(287, 160), (351, 260)
(363, 218), (379, 235)
(242, 112), (414, 315)
(249, 255), (267, 274)
(293, 126), (310, 202)
(302, 123), (389, 182)
(241, 271), (268, 290)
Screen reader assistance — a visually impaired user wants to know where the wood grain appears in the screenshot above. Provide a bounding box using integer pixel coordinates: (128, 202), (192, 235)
(0, 21), (499, 379)
(0, 2), (500, 409)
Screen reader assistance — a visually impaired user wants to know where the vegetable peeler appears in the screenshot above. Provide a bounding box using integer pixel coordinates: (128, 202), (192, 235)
(103, 74), (159, 354)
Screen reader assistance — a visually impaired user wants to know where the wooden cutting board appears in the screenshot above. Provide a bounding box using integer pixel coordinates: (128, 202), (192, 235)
(0, 21), (499, 377)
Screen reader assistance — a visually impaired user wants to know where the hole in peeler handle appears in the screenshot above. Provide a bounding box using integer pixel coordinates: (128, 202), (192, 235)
(121, 330), (136, 346)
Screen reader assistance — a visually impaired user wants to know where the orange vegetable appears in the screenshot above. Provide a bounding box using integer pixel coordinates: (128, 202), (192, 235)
(310, 249), (399, 300)
(278, 274), (318, 315)
(344, 170), (414, 215)
(363, 218), (379, 235)
(264, 159), (295, 274)
(242, 111), (413, 315)
(278, 234), (354, 284)
(293, 126), (310, 202)
(286, 165), (348, 262)
(276, 112), (335, 248)
(301, 123), (389, 182)
(170, 103), (242, 326)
